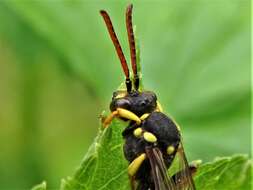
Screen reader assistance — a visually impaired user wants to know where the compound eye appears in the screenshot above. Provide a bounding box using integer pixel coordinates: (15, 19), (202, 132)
(115, 98), (131, 109)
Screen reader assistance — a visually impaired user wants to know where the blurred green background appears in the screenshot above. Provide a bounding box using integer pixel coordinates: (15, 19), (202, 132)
(0, 0), (250, 189)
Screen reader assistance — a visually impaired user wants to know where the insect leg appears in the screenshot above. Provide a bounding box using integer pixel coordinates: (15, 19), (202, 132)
(129, 176), (136, 190)
(172, 164), (198, 189)
(128, 153), (146, 177)
(173, 145), (198, 189)
(140, 113), (150, 121)
(103, 108), (141, 128)
(103, 110), (118, 128)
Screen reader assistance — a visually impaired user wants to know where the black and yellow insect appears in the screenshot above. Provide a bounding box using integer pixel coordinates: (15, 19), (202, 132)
(100, 4), (197, 190)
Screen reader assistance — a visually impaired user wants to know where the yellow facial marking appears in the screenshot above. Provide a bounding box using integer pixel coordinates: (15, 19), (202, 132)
(115, 92), (127, 99)
(133, 128), (143, 138)
(143, 132), (157, 143)
(117, 108), (141, 124)
(167, 145), (175, 155)
(140, 113), (150, 121)
(128, 153), (146, 177)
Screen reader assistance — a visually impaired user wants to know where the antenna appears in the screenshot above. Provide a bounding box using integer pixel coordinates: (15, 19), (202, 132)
(100, 10), (132, 92)
(126, 4), (139, 90)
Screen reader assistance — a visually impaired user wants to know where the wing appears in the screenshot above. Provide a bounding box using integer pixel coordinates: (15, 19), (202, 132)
(172, 143), (196, 190)
(145, 147), (176, 190)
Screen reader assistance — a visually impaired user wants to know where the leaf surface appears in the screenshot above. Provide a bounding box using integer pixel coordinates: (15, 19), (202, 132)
(195, 155), (251, 190)
(61, 120), (130, 190)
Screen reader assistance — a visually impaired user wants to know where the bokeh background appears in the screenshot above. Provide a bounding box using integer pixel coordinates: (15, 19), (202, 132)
(0, 0), (250, 189)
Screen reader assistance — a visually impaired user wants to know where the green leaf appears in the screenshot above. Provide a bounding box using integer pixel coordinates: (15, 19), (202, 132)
(60, 120), (130, 190)
(195, 155), (252, 190)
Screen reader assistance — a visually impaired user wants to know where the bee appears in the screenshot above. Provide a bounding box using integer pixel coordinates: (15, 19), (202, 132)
(100, 4), (197, 190)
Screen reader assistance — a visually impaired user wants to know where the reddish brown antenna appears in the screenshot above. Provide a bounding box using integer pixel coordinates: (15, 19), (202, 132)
(100, 10), (132, 92)
(126, 4), (139, 90)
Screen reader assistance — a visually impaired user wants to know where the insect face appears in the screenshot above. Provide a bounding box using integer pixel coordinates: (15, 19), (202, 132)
(110, 90), (157, 117)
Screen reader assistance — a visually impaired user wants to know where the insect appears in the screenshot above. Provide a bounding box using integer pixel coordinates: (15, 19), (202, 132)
(100, 4), (197, 190)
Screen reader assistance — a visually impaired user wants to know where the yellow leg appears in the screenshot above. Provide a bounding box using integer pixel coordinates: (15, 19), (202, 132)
(103, 108), (141, 128)
(103, 110), (118, 128)
(140, 113), (150, 121)
(128, 153), (146, 177)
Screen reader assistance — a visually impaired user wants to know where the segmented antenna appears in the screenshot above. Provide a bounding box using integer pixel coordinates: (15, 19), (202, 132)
(100, 10), (132, 92)
(126, 4), (139, 90)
